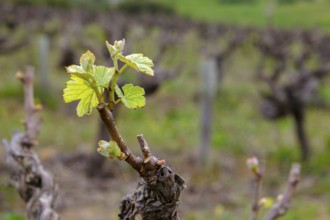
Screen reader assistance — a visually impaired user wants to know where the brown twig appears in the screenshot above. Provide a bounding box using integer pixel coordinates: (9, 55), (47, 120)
(251, 172), (262, 220)
(263, 163), (301, 220)
(97, 103), (144, 173)
(137, 134), (152, 160)
(16, 66), (42, 147)
(247, 157), (263, 220)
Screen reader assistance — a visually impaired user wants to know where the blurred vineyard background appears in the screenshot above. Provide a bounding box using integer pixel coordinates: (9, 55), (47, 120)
(1, 0), (330, 219)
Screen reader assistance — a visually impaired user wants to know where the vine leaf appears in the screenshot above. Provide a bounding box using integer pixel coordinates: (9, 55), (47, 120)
(118, 53), (154, 76)
(93, 66), (115, 88)
(97, 140), (124, 159)
(115, 84), (146, 109)
(63, 75), (99, 117)
(66, 65), (85, 75)
(64, 51), (116, 117)
(80, 50), (95, 72)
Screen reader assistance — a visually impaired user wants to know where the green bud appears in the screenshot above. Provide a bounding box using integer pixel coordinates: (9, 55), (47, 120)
(97, 140), (122, 159)
(246, 157), (260, 174)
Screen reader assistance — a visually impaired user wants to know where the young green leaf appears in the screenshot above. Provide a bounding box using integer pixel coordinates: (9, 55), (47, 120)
(115, 84), (146, 109)
(66, 65), (95, 84)
(64, 50), (117, 116)
(63, 75), (99, 117)
(97, 140), (123, 159)
(66, 65), (85, 75)
(80, 50), (95, 72)
(106, 39), (125, 58)
(115, 39), (125, 52)
(117, 53), (154, 76)
(92, 66), (115, 88)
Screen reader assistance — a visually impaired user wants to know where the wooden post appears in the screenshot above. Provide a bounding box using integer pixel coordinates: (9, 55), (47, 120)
(265, 0), (275, 26)
(198, 56), (218, 164)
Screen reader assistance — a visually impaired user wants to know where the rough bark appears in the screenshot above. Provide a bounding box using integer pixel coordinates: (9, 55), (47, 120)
(119, 162), (185, 220)
(2, 67), (59, 220)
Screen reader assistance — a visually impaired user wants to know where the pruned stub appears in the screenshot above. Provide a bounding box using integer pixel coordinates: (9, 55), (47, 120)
(119, 165), (185, 220)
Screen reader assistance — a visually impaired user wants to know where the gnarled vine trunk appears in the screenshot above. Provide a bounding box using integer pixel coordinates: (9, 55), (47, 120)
(97, 104), (185, 219)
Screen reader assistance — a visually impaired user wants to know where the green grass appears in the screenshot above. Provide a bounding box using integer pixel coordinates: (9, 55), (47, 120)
(159, 0), (330, 31)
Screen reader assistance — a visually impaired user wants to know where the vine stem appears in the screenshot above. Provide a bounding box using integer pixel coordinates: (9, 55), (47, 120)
(263, 164), (301, 220)
(118, 63), (128, 74)
(113, 57), (119, 72)
(95, 86), (103, 103)
(16, 67), (41, 147)
(109, 72), (119, 107)
(109, 63), (128, 109)
(97, 103), (185, 220)
(247, 157), (263, 220)
(251, 171), (262, 220)
(97, 103), (143, 173)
